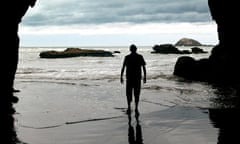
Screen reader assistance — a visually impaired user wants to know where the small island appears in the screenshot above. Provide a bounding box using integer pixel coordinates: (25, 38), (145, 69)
(39, 48), (114, 58)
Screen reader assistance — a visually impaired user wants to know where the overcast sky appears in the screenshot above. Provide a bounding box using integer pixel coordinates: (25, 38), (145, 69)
(19, 0), (218, 46)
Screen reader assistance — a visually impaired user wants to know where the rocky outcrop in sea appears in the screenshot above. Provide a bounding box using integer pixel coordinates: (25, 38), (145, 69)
(151, 44), (207, 54)
(39, 48), (114, 58)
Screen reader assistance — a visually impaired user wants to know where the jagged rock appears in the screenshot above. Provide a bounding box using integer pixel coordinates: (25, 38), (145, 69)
(39, 48), (114, 58)
(175, 38), (202, 46)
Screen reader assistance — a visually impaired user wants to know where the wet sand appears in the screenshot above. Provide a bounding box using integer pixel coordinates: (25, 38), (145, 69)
(13, 80), (220, 144)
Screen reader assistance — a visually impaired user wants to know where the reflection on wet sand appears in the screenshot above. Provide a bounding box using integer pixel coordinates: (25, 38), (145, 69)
(128, 113), (144, 144)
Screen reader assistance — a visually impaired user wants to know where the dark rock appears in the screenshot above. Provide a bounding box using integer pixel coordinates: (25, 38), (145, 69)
(151, 44), (190, 54)
(113, 51), (121, 54)
(152, 44), (181, 54)
(182, 50), (192, 54)
(191, 47), (208, 54)
(39, 48), (114, 58)
(173, 56), (197, 80)
(174, 56), (210, 81)
(151, 44), (208, 55)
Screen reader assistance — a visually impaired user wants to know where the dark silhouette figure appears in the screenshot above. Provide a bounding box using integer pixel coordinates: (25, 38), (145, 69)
(128, 113), (144, 144)
(1, 1), (37, 143)
(121, 44), (146, 115)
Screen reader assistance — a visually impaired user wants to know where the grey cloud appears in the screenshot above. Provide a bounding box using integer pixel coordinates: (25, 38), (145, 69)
(22, 0), (212, 26)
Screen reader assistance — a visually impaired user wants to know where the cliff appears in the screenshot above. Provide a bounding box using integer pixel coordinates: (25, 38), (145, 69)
(174, 0), (240, 87)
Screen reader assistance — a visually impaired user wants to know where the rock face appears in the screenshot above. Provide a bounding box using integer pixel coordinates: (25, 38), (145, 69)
(175, 38), (202, 46)
(174, 0), (240, 87)
(39, 48), (114, 58)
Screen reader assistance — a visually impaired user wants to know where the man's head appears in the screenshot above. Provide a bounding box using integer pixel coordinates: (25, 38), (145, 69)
(130, 44), (137, 53)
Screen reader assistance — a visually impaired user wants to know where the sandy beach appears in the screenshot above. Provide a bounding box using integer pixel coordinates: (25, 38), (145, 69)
(13, 79), (220, 144)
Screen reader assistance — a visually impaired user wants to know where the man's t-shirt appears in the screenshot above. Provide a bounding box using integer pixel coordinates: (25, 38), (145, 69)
(123, 53), (146, 81)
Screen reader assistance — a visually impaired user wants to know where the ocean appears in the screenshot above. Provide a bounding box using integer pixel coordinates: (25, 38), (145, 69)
(15, 45), (218, 125)
(14, 45), (227, 144)
(17, 45), (213, 89)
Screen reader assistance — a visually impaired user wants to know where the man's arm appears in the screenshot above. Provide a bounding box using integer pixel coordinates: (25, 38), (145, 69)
(120, 58), (126, 84)
(141, 55), (146, 83)
(120, 65), (125, 84)
(142, 65), (146, 83)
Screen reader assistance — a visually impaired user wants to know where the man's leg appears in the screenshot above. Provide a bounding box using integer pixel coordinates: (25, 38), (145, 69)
(134, 80), (141, 115)
(126, 80), (133, 114)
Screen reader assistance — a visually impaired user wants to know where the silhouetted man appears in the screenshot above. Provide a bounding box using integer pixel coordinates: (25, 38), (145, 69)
(121, 44), (146, 115)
